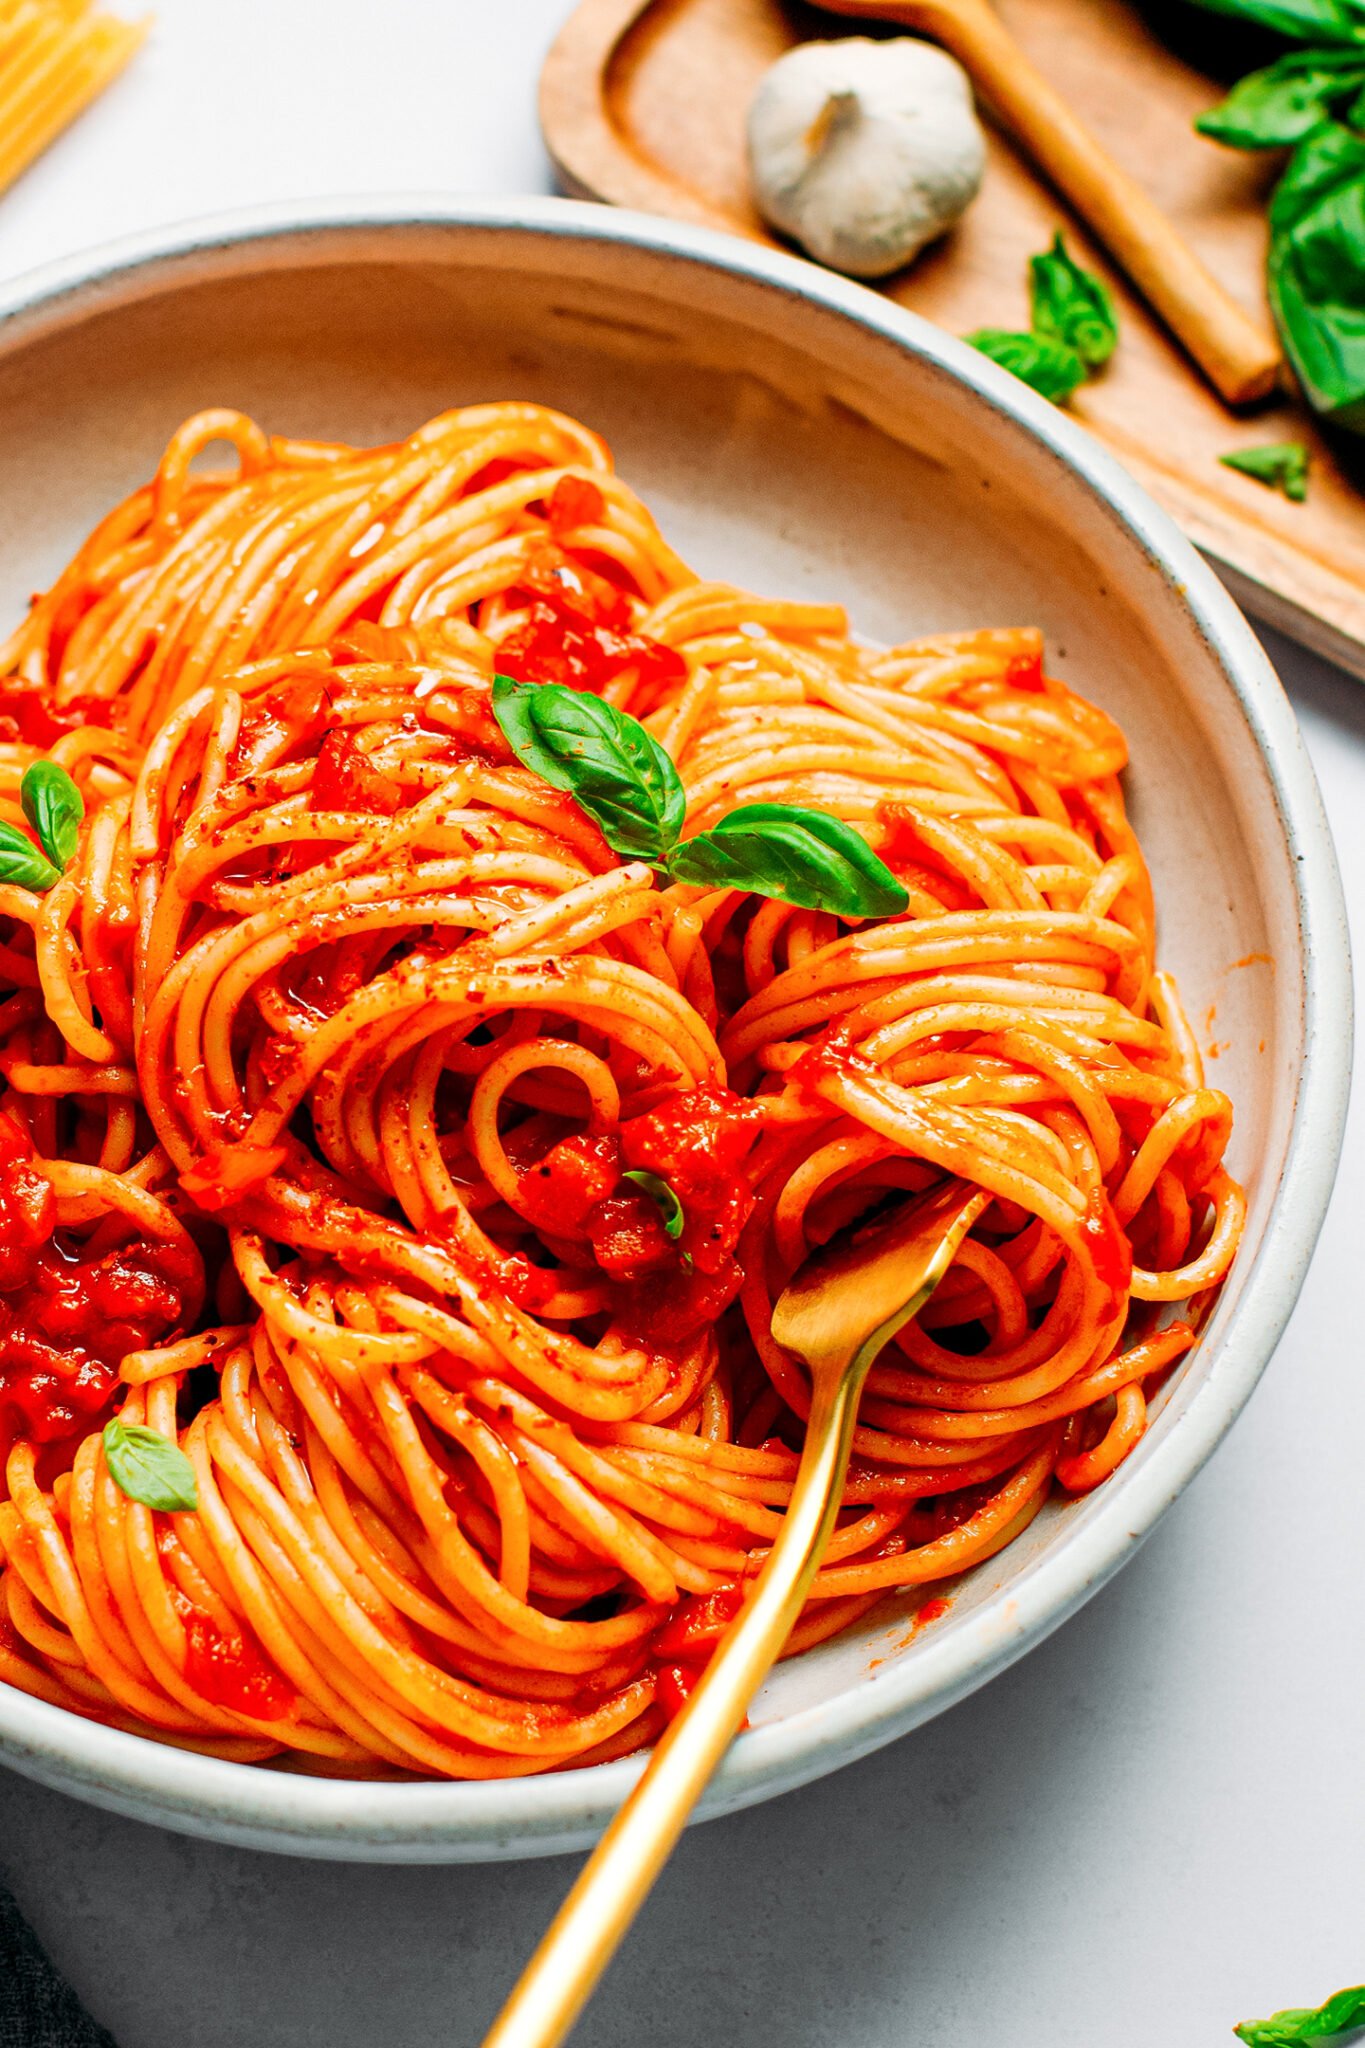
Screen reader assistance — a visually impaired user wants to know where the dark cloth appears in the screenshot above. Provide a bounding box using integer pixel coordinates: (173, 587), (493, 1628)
(0, 1885), (115, 2048)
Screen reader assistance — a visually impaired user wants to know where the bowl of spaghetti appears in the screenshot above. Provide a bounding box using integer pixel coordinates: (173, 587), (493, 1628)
(0, 199), (1347, 1860)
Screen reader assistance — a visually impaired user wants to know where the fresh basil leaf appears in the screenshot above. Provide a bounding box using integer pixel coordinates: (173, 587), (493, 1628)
(1267, 122), (1365, 431)
(623, 1168), (685, 1240)
(964, 328), (1088, 403)
(0, 820), (62, 892)
(1198, 48), (1365, 147)
(1181, 0), (1365, 43)
(491, 673), (685, 863)
(1220, 440), (1311, 498)
(667, 803), (909, 918)
(1234, 1983), (1365, 2045)
(20, 759), (83, 870)
(1028, 234), (1119, 368)
(102, 1417), (199, 1513)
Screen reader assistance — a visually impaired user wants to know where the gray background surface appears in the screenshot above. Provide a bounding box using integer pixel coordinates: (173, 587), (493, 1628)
(0, 5), (1360, 2043)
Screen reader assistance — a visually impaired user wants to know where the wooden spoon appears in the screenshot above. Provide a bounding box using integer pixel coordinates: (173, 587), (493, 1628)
(481, 1177), (988, 2048)
(815, 0), (1281, 406)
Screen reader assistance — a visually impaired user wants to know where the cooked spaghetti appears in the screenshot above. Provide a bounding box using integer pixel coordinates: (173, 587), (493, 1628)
(0, 403), (1243, 1775)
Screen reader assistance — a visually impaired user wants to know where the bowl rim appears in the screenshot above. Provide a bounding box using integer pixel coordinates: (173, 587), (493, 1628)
(0, 192), (1351, 1859)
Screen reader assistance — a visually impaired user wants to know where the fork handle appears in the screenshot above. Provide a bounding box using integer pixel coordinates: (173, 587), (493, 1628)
(480, 1364), (861, 2048)
(902, 0), (1280, 405)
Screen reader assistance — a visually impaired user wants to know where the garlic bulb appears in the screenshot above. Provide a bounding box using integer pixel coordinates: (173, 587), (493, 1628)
(746, 37), (987, 280)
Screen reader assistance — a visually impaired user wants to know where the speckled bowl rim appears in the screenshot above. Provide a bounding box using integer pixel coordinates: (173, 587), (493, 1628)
(0, 195), (1350, 1861)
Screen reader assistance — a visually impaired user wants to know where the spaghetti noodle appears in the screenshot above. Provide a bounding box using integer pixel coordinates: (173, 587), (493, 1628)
(0, 403), (1243, 1775)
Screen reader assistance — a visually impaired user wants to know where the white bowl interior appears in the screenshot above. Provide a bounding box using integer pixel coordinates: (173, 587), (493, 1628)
(0, 209), (1340, 1857)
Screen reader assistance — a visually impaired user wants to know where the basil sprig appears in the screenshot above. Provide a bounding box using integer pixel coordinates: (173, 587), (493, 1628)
(964, 328), (1087, 403)
(1198, 47), (1365, 148)
(0, 759), (83, 892)
(103, 1416), (199, 1513)
(623, 1168), (685, 1240)
(965, 235), (1118, 405)
(1267, 122), (1365, 432)
(1190, 0), (1365, 433)
(1029, 233), (1119, 369)
(1234, 1982), (1365, 2045)
(492, 675), (907, 919)
(1220, 440), (1312, 499)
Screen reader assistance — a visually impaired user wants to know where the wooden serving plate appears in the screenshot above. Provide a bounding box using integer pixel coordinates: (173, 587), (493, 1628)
(541, 0), (1365, 678)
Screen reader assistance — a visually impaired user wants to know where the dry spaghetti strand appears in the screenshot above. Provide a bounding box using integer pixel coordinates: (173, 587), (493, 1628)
(0, 0), (147, 200)
(0, 404), (1242, 1777)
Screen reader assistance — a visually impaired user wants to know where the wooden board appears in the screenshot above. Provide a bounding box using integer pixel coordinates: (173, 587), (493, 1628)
(541, 0), (1365, 679)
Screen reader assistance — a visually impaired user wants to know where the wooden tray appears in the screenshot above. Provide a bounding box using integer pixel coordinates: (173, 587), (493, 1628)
(541, 0), (1365, 679)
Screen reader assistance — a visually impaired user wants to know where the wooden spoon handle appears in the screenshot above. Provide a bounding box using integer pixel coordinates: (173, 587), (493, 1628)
(902, 0), (1281, 405)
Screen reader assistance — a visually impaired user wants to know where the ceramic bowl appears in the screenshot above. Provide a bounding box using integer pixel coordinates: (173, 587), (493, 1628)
(0, 198), (1349, 1860)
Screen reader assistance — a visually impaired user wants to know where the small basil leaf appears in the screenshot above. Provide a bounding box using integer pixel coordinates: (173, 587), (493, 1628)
(1197, 49), (1365, 149)
(0, 820), (62, 892)
(964, 329), (1088, 404)
(1220, 441), (1311, 499)
(491, 673), (685, 862)
(102, 1417), (199, 1513)
(623, 1168), (685, 1240)
(1028, 234), (1119, 369)
(21, 759), (83, 870)
(1234, 1983), (1365, 2046)
(1267, 123), (1365, 431)
(667, 803), (908, 918)
(1182, 0), (1365, 41)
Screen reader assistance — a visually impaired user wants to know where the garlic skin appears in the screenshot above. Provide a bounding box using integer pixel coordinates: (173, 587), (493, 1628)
(746, 38), (987, 280)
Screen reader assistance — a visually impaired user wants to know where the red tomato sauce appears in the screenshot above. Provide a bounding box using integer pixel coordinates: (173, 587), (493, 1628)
(182, 1607), (297, 1722)
(0, 1115), (197, 1449)
(497, 554), (685, 702)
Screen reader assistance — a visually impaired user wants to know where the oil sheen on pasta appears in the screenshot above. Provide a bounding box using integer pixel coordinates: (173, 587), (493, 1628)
(0, 404), (1243, 1775)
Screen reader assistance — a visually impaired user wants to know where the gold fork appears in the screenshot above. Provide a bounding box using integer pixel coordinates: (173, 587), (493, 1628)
(482, 1177), (988, 2048)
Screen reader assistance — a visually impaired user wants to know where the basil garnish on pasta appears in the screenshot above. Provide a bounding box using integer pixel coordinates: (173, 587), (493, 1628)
(21, 759), (83, 869)
(668, 802), (910, 917)
(0, 759), (83, 892)
(493, 674), (684, 863)
(623, 1169), (686, 1240)
(102, 1418), (199, 1513)
(492, 675), (908, 919)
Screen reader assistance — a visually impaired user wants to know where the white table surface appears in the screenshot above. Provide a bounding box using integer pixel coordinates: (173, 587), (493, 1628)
(0, 5), (1360, 2045)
